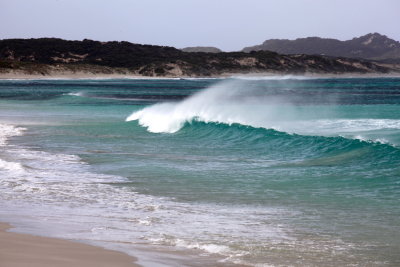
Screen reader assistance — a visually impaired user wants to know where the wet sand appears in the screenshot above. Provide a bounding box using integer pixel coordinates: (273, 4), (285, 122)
(0, 222), (140, 267)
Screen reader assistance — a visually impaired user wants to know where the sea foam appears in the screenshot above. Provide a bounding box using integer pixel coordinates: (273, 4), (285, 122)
(0, 123), (25, 146)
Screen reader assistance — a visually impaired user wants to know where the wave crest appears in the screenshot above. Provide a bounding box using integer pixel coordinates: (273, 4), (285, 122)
(126, 80), (283, 133)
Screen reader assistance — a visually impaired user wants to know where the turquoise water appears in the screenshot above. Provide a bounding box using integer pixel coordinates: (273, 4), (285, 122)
(0, 77), (399, 266)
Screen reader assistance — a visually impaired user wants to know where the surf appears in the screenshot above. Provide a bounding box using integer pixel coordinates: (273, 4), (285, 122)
(126, 79), (400, 145)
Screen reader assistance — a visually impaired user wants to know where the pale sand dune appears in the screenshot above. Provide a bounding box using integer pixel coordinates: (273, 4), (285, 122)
(0, 222), (140, 267)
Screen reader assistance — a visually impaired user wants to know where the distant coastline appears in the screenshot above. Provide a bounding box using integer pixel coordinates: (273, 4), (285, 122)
(1, 65), (400, 80)
(1, 62), (400, 80)
(1, 38), (400, 79)
(1, 70), (400, 80)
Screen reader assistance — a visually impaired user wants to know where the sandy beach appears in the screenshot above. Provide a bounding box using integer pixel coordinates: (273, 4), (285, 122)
(0, 222), (139, 267)
(1, 69), (399, 80)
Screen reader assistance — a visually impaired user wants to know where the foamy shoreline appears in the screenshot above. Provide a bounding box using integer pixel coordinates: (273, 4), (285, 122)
(0, 222), (140, 267)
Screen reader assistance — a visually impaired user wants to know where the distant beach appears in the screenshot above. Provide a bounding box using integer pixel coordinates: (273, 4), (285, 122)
(1, 69), (400, 80)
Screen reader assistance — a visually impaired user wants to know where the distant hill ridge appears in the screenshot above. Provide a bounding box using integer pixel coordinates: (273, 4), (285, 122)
(0, 37), (399, 77)
(181, 46), (222, 53)
(242, 33), (400, 61)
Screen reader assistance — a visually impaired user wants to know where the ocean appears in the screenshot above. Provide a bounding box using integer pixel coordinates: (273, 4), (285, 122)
(0, 77), (399, 266)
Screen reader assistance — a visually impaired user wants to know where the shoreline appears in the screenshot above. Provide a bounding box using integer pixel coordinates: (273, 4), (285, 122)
(1, 70), (400, 80)
(0, 222), (140, 267)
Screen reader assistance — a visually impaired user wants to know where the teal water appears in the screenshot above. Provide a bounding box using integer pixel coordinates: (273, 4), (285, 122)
(0, 77), (400, 266)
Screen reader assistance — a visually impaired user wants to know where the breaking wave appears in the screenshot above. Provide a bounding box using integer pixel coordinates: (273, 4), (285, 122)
(126, 80), (400, 145)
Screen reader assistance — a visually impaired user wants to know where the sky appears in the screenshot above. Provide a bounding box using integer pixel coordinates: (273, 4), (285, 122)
(1, 0), (399, 51)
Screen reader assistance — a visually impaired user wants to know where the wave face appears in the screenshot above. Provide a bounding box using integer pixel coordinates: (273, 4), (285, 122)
(1, 78), (400, 266)
(127, 79), (400, 145)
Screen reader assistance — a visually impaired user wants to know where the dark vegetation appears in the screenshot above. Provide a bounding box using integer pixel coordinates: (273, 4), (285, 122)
(0, 38), (398, 76)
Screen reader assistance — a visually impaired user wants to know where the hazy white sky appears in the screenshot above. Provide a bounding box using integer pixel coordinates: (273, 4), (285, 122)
(1, 0), (399, 51)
